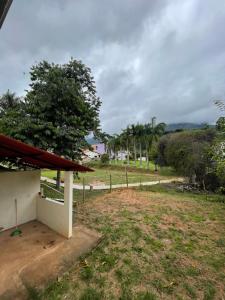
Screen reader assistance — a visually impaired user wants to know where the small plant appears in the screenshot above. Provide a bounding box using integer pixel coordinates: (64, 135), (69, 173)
(80, 266), (94, 281)
(136, 291), (157, 300)
(100, 153), (110, 165)
(79, 287), (102, 300)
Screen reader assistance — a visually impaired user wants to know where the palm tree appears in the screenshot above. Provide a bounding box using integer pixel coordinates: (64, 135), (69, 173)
(131, 124), (137, 166)
(147, 117), (166, 170)
(112, 135), (121, 164)
(0, 90), (21, 115)
(120, 128), (129, 165)
(136, 124), (144, 167)
(144, 123), (151, 169)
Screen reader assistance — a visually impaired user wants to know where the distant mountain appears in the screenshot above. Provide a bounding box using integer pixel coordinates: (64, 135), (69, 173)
(86, 123), (214, 143)
(86, 137), (101, 145)
(165, 123), (213, 132)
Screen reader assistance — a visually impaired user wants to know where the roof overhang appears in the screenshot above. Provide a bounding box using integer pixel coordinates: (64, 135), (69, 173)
(0, 0), (13, 29)
(0, 134), (93, 172)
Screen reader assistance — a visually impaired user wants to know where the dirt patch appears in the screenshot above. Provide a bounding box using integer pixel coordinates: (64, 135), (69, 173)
(0, 221), (101, 299)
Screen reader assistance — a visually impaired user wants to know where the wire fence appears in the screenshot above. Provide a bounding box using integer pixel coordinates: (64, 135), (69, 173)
(55, 168), (167, 188)
(41, 169), (176, 207)
(40, 181), (107, 206)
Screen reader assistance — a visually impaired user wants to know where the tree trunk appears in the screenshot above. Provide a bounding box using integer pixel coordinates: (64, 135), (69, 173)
(114, 147), (116, 164)
(146, 142), (149, 169)
(139, 143), (142, 167)
(56, 170), (61, 189)
(108, 147), (111, 165)
(133, 137), (137, 166)
(127, 140), (129, 166)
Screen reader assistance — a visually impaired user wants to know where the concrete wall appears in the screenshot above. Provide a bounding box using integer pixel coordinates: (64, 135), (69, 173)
(37, 171), (73, 238)
(0, 170), (40, 231)
(92, 143), (106, 155)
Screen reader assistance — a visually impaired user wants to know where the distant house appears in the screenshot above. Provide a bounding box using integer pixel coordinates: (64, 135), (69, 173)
(81, 149), (100, 162)
(92, 143), (106, 155)
(138, 157), (147, 162)
(113, 150), (129, 161)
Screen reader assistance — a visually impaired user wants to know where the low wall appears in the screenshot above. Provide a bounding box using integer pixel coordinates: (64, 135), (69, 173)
(37, 197), (70, 238)
(0, 170), (40, 231)
(37, 172), (73, 238)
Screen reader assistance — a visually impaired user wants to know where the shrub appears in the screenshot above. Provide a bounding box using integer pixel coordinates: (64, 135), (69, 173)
(204, 172), (220, 192)
(100, 153), (109, 165)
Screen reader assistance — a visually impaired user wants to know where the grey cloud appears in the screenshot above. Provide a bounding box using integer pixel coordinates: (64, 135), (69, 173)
(0, 0), (224, 133)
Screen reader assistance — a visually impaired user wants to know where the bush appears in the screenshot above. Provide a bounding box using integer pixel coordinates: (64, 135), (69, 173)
(217, 186), (225, 195)
(100, 153), (109, 165)
(204, 172), (220, 192)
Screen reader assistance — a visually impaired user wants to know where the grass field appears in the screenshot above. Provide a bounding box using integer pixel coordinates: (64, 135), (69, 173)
(110, 159), (156, 170)
(31, 184), (225, 299)
(42, 165), (176, 186)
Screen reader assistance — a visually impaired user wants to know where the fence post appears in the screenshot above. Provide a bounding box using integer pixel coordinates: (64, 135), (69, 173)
(125, 167), (128, 188)
(110, 174), (112, 193)
(82, 177), (85, 202)
(140, 177), (142, 188)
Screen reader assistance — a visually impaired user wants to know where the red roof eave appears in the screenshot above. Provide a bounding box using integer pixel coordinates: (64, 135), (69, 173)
(0, 134), (93, 172)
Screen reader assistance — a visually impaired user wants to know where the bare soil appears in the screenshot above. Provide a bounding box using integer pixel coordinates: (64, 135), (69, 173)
(0, 221), (101, 299)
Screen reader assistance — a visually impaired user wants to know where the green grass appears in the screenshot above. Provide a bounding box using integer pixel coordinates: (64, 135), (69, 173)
(90, 159), (176, 176)
(110, 159), (156, 169)
(42, 165), (177, 187)
(41, 181), (107, 204)
(29, 184), (225, 299)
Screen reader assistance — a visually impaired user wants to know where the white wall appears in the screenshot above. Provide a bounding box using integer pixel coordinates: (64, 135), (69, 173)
(0, 170), (40, 231)
(37, 171), (73, 238)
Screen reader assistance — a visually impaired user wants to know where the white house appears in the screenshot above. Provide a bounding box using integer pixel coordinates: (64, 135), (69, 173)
(0, 134), (92, 238)
(116, 150), (129, 161)
(81, 149), (100, 162)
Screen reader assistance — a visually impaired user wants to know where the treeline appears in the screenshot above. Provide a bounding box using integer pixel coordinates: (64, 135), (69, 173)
(104, 117), (166, 169)
(101, 115), (225, 192)
(158, 120), (225, 192)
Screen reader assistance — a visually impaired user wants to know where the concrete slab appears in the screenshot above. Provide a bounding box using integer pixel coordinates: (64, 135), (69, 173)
(0, 221), (101, 299)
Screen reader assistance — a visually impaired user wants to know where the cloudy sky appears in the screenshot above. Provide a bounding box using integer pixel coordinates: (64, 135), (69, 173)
(1, 0), (225, 133)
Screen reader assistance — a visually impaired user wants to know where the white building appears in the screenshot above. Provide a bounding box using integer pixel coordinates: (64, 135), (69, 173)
(0, 134), (92, 238)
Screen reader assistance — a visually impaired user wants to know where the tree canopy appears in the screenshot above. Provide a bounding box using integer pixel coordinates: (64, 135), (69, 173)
(158, 129), (216, 183)
(0, 59), (101, 160)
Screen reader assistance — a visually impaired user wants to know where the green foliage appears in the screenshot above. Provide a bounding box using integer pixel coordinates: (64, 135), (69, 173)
(136, 291), (157, 300)
(0, 90), (25, 138)
(212, 139), (225, 187)
(216, 117), (225, 132)
(80, 266), (94, 281)
(204, 172), (220, 192)
(100, 153), (110, 165)
(203, 281), (216, 300)
(0, 59), (101, 161)
(158, 129), (216, 182)
(79, 287), (102, 300)
(107, 118), (166, 169)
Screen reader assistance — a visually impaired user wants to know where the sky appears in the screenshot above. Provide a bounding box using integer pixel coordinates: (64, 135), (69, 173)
(0, 0), (225, 133)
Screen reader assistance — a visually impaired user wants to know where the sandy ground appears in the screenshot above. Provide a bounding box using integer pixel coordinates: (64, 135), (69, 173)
(0, 221), (101, 300)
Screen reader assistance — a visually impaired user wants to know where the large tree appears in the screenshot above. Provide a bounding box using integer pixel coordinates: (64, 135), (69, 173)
(0, 59), (101, 187)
